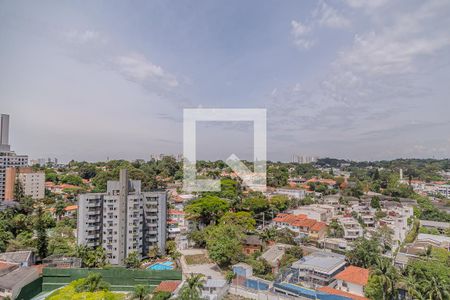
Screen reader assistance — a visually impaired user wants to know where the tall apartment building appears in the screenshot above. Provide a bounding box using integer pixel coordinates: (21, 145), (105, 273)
(77, 169), (167, 265)
(4, 167), (45, 200)
(0, 114), (28, 201)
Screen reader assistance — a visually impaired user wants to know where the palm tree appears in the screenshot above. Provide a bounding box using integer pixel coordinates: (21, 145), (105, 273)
(129, 284), (151, 300)
(421, 276), (450, 300)
(178, 273), (205, 300)
(371, 257), (398, 300)
(75, 273), (110, 293)
(403, 273), (424, 300)
(419, 245), (433, 260)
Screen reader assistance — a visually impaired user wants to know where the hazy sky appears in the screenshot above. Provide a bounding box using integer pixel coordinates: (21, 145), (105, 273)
(1, 0), (450, 162)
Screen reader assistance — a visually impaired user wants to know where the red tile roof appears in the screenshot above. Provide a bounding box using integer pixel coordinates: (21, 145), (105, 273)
(154, 280), (182, 293)
(64, 205), (78, 211)
(334, 265), (369, 286)
(318, 286), (368, 300)
(311, 221), (327, 232)
(168, 209), (185, 215)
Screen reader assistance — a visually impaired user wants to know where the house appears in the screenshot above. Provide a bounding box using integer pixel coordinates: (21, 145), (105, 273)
(260, 244), (292, 273)
(154, 280), (182, 295)
(319, 265), (369, 300)
(272, 213), (327, 241)
(0, 264), (40, 299)
(415, 233), (450, 250)
(0, 250), (35, 267)
(290, 204), (334, 222)
(232, 263), (271, 291)
(202, 279), (228, 300)
(273, 188), (306, 199)
(242, 235), (263, 255)
(339, 217), (364, 241)
(288, 251), (347, 288)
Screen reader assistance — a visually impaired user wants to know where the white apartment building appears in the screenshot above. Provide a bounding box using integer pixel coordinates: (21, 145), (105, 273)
(338, 217), (364, 241)
(77, 169), (167, 265)
(380, 205), (413, 248)
(273, 188), (306, 199)
(0, 114), (28, 201)
(4, 167), (45, 200)
(290, 204), (334, 222)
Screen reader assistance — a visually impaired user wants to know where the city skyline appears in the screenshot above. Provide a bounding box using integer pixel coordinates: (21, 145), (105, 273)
(1, 0), (450, 162)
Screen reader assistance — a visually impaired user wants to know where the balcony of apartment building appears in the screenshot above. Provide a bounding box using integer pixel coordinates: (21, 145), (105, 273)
(87, 201), (101, 208)
(361, 215), (375, 227)
(145, 197), (158, 205)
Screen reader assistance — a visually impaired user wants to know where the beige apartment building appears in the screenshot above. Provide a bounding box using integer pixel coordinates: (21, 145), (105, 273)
(4, 167), (45, 200)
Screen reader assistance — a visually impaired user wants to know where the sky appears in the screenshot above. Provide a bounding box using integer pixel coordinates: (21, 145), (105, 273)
(1, 0), (450, 162)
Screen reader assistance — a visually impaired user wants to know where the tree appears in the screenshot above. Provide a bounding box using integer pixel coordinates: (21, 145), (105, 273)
(219, 211), (256, 231)
(35, 205), (49, 259)
(54, 201), (67, 221)
(153, 291), (171, 300)
(76, 245), (107, 268)
(370, 196), (381, 209)
(166, 240), (181, 260)
(61, 174), (83, 186)
(178, 273), (205, 300)
(241, 196), (269, 215)
(147, 245), (160, 260)
(129, 284), (151, 300)
(75, 273), (110, 293)
(365, 257), (398, 300)
(185, 196), (230, 226)
(421, 276), (450, 300)
(206, 224), (243, 267)
(125, 251), (141, 269)
(346, 237), (381, 268)
(14, 180), (25, 201)
(327, 219), (344, 238)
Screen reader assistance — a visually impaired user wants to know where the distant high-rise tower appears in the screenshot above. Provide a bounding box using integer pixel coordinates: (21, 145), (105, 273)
(0, 114), (28, 201)
(0, 114), (10, 152)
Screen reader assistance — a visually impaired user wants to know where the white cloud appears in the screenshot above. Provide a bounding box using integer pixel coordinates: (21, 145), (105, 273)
(290, 20), (315, 49)
(291, 1), (350, 50)
(112, 53), (179, 90)
(314, 1), (351, 29)
(64, 30), (106, 45)
(344, 0), (388, 9)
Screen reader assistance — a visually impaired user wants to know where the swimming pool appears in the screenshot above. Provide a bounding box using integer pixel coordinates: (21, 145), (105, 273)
(147, 261), (175, 270)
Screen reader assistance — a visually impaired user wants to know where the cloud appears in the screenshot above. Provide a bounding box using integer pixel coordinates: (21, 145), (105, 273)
(314, 1), (351, 29)
(291, 1), (350, 49)
(273, 0), (450, 159)
(64, 30), (107, 45)
(344, 0), (388, 9)
(111, 53), (179, 92)
(290, 20), (315, 49)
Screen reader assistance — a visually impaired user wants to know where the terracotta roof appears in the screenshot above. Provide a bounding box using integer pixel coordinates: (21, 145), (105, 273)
(64, 205), (78, 211)
(334, 265), (369, 286)
(318, 286), (368, 300)
(273, 213), (307, 224)
(168, 209), (185, 215)
(292, 219), (316, 228)
(154, 280), (181, 293)
(311, 221), (327, 232)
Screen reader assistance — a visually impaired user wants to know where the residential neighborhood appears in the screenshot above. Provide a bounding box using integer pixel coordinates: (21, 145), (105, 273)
(1, 1), (450, 299)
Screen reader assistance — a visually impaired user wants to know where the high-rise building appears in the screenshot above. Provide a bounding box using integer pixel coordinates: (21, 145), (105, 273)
(0, 114), (28, 201)
(77, 169), (167, 265)
(4, 167), (45, 200)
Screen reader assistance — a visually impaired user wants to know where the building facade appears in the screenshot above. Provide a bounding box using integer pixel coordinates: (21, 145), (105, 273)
(4, 167), (45, 200)
(0, 114), (28, 201)
(77, 169), (167, 265)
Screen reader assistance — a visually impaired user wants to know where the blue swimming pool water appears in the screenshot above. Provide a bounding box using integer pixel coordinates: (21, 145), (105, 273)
(148, 261), (175, 270)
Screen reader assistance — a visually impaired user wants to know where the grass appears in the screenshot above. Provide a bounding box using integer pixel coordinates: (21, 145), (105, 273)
(184, 254), (211, 265)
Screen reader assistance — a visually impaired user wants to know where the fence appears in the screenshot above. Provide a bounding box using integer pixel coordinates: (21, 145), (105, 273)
(42, 267), (182, 292)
